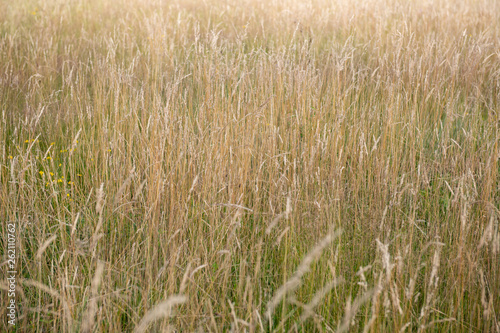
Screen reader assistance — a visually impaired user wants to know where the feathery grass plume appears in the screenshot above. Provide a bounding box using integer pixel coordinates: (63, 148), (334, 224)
(337, 290), (374, 333)
(478, 268), (494, 322)
(418, 240), (444, 332)
(478, 209), (499, 254)
(22, 279), (73, 330)
(266, 194), (292, 234)
(81, 261), (105, 333)
(376, 237), (406, 316)
(266, 229), (342, 321)
(35, 235), (57, 260)
(69, 128), (82, 155)
(363, 274), (384, 333)
(300, 277), (344, 321)
(9, 155), (17, 197)
(133, 295), (187, 333)
(356, 265), (371, 293)
(95, 183), (105, 215)
(274, 226), (290, 246)
(91, 183), (106, 257)
(188, 174), (199, 195)
(71, 212), (80, 236)
(179, 262), (192, 294)
(113, 167), (135, 206)
(132, 179), (147, 201)
(229, 299), (250, 331)
(478, 213), (494, 249)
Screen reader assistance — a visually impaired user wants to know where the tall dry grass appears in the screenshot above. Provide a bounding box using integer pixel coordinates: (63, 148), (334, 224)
(1, 0), (499, 331)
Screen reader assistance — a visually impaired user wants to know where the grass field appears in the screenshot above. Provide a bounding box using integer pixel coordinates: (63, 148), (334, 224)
(1, 0), (499, 331)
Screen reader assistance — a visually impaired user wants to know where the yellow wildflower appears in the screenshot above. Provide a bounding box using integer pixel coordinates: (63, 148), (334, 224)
(39, 171), (44, 176)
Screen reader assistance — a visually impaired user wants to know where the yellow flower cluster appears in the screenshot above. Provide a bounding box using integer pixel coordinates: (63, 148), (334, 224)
(33, 140), (82, 198)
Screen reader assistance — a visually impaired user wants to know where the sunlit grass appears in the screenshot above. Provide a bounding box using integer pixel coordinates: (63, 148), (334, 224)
(0, 0), (499, 331)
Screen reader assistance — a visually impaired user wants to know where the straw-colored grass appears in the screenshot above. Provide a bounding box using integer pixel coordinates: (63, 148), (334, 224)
(1, 0), (499, 331)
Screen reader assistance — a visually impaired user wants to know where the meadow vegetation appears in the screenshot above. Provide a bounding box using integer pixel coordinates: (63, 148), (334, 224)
(0, 0), (499, 331)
